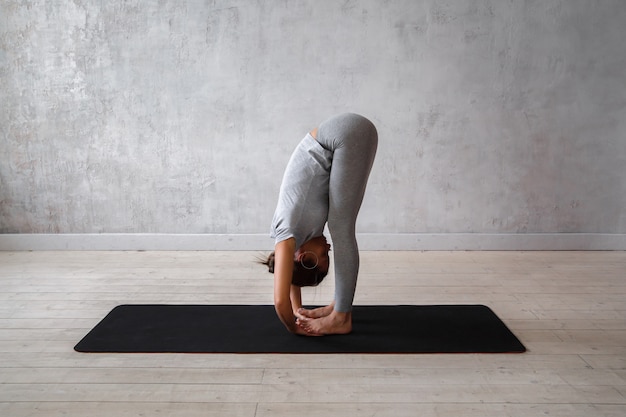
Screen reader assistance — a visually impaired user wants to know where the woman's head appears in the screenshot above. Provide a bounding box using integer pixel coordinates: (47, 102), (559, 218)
(261, 235), (331, 287)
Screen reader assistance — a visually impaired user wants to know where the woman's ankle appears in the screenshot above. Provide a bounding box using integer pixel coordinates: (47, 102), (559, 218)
(330, 310), (352, 323)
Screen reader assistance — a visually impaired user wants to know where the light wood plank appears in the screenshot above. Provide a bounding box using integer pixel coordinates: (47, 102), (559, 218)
(0, 403), (257, 417)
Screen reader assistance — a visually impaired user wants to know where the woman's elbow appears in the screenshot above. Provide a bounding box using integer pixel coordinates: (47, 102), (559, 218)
(274, 297), (290, 311)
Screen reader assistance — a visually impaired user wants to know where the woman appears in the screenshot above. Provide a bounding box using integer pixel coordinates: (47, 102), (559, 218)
(263, 113), (378, 335)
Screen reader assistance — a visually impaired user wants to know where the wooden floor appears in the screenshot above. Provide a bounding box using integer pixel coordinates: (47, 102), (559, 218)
(0, 250), (625, 416)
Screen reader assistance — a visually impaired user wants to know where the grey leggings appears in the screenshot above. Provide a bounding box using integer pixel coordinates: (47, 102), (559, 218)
(317, 113), (378, 312)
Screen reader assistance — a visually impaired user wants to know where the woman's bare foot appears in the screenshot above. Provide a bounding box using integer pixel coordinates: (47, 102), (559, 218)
(297, 304), (334, 319)
(297, 310), (352, 335)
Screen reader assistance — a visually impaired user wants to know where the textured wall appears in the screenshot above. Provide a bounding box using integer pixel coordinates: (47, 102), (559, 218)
(1, 0), (625, 235)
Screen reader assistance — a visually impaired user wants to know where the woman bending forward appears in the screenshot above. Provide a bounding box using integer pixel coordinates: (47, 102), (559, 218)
(263, 113), (377, 336)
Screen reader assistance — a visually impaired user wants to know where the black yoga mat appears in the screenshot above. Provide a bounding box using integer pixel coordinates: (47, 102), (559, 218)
(74, 304), (525, 354)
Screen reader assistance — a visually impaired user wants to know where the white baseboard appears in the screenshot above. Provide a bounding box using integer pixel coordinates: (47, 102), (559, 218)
(0, 233), (625, 251)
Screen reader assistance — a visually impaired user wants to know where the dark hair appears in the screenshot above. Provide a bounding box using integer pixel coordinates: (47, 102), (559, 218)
(259, 252), (327, 287)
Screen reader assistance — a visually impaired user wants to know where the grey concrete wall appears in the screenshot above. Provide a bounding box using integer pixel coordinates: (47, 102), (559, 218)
(1, 0), (625, 236)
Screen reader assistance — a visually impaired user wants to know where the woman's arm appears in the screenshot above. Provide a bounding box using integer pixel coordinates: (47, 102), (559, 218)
(273, 239), (320, 336)
(290, 285), (303, 314)
(273, 238), (299, 333)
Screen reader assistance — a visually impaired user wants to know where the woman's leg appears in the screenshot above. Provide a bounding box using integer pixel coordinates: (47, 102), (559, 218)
(318, 113), (378, 312)
(297, 114), (377, 334)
